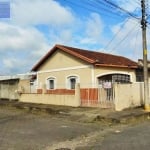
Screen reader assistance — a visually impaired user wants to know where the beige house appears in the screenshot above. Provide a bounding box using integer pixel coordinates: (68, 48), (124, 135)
(16, 44), (142, 110)
(31, 44), (138, 91)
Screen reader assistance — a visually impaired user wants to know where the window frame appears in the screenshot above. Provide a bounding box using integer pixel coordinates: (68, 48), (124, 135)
(46, 77), (56, 90)
(66, 75), (79, 89)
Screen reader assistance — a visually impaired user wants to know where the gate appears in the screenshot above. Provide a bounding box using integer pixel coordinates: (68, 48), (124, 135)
(80, 83), (115, 108)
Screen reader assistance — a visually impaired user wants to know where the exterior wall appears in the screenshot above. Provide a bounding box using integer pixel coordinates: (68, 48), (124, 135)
(19, 82), (146, 111)
(114, 83), (144, 111)
(94, 66), (136, 83)
(38, 50), (87, 71)
(36, 50), (93, 89)
(20, 84), (80, 107)
(0, 79), (19, 100)
(35, 49), (137, 90)
(18, 79), (31, 93)
(37, 67), (92, 89)
(20, 94), (77, 106)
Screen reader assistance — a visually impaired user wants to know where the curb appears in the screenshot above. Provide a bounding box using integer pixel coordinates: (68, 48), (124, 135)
(94, 111), (150, 124)
(0, 100), (150, 124)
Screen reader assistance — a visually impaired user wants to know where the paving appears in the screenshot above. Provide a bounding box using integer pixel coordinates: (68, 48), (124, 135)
(0, 99), (150, 124)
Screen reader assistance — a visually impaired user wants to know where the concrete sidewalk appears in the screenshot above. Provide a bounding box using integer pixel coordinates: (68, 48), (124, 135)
(0, 99), (150, 124)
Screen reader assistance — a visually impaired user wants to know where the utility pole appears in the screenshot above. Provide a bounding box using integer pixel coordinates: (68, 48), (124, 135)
(141, 0), (150, 110)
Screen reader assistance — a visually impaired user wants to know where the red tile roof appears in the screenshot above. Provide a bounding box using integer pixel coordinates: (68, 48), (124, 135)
(31, 44), (138, 71)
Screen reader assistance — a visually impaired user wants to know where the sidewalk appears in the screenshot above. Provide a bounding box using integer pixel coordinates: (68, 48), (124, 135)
(0, 99), (150, 124)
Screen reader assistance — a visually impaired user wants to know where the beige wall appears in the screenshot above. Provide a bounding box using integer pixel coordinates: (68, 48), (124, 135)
(38, 50), (87, 71)
(114, 83), (144, 111)
(37, 67), (92, 89)
(20, 94), (78, 106)
(18, 79), (31, 93)
(19, 82), (146, 111)
(0, 81), (19, 100)
(94, 66), (136, 83)
(20, 84), (81, 107)
(36, 49), (94, 89)
(36, 50), (137, 89)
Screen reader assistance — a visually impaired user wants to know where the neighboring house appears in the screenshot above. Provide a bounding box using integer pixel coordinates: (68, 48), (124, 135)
(0, 76), (19, 100)
(31, 44), (138, 91)
(0, 74), (33, 100)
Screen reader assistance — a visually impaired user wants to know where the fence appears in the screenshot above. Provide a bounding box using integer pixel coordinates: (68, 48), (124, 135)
(19, 82), (146, 111)
(80, 83), (115, 108)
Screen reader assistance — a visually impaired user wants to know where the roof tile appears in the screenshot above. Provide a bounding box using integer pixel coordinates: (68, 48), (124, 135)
(32, 44), (138, 71)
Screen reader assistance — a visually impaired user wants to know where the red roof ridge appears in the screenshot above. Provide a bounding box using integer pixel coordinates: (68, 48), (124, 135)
(56, 44), (95, 63)
(31, 44), (138, 71)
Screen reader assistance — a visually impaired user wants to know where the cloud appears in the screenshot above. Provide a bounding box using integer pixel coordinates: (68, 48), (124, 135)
(79, 13), (104, 46)
(0, 22), (48, 51)
(105, 18), (143, 60)
(115, 0), (140, 14)
(0, 22), (50, 74)
(12, 0), (74, 26)
(0, 0), (144, 75)
(0, 0), (76, 74)
(85, 13), (104, 39)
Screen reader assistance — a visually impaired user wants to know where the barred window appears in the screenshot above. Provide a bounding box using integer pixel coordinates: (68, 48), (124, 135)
(112, 74), (130, 83)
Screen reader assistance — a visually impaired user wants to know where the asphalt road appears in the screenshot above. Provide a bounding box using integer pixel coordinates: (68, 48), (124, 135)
(1, 106), (150, 150)
(0, 107), (100, 150)
(98, 120), (150, 150)
(76, 120), (150, 150)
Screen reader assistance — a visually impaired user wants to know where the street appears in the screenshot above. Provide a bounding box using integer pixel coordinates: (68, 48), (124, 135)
(0, 107), (100, 150)
(0, 106), (150, 150)
(97, 121), (150, 150)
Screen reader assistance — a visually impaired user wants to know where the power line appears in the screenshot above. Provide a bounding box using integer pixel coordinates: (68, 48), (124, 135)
(133, 25), (141, 60)
(103, 18), (130, 50)
(62, 0), (138, 21)
(101, 0), (140, 20)
(109, 22), (140, 53)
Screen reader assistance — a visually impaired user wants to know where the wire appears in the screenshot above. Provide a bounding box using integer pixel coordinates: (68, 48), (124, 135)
(109, 22), (140, 53)
(104, 18), (130, 50)
(101, 0), (140, 20)
(62, 0), (137, 21)
(133, 25), (141, 59)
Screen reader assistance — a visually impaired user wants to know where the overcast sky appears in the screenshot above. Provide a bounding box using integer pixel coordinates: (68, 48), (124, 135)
(0, 0), (149, 75)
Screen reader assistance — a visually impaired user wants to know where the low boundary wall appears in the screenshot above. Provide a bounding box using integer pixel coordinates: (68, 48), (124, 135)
(20, 84), (80, 107)
(114, 83), (144, 111)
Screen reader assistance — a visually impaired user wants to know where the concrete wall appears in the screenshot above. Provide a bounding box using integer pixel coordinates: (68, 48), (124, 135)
(20, 84), (80, 107)
(0, 79), (19, 100)
(114, 83), (144, 111)
(18, 79), (31, 93)
(19, 82), (146, 110)
(20, 94), (78, 107)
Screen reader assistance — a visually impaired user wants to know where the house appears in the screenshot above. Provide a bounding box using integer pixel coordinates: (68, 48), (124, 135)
(16, 44), (142, 110)
(0, 74), (32, 100)
(31, 44), (138, 90)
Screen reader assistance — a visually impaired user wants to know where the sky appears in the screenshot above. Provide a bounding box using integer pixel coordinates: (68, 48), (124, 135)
(0, 0), (149, 75)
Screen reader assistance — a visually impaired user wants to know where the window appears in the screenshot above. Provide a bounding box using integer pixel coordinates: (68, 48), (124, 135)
(112, 74), (130, 83)
(70, 78), (76, 89)
(98, 73), (131, 84)
(67, 76), (78, 89)
(136, 69), (143, 82)
(47, 77), (55, 89)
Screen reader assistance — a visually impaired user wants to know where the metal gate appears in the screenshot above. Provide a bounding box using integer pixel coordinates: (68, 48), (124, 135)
(80, 83), (115, 108)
